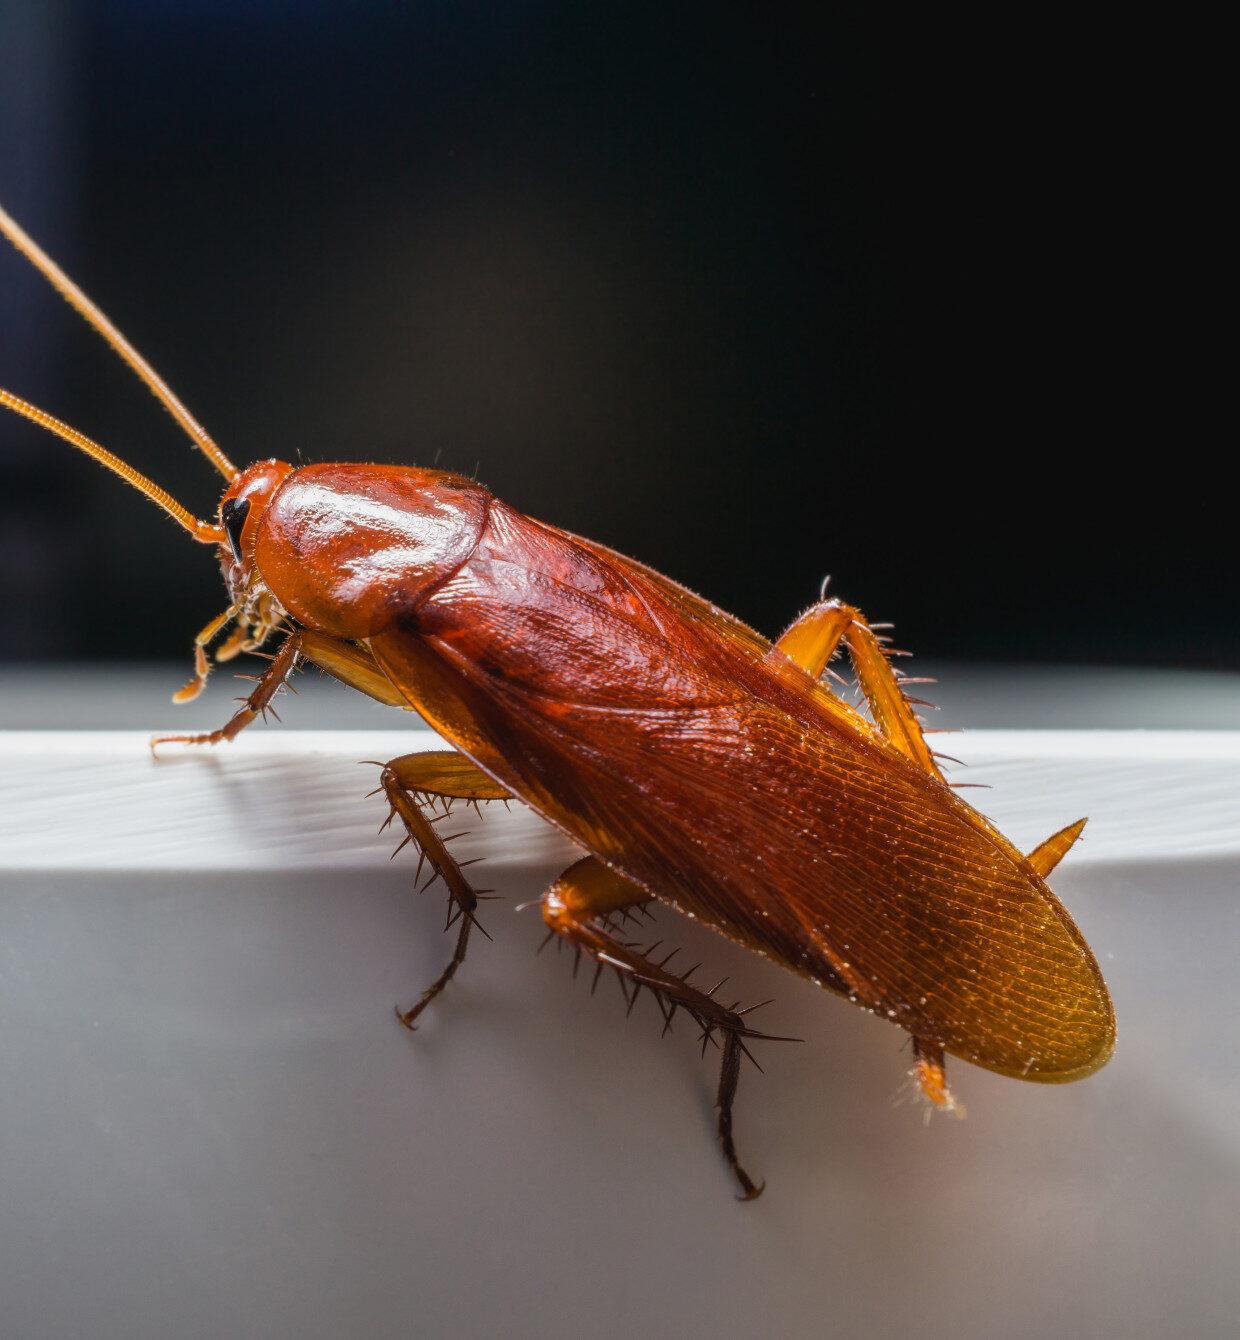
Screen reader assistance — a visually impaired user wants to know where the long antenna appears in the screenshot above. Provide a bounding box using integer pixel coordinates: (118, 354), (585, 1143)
(0, 387), (225, 543)
(0, 201), (238, 481)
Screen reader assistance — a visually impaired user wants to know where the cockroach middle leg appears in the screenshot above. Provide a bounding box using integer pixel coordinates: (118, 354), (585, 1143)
(152, 629), (303, 750)
(380, 752), (510, 1029)
(541, 855), (783, 1200)
(382, 750), (512, 809)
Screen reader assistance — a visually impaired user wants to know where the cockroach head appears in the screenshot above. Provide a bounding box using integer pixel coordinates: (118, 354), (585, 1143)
(216, 458), (294, 598)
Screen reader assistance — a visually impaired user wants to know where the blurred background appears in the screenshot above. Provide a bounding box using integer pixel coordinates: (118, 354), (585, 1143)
(0, 3), (1229, 720)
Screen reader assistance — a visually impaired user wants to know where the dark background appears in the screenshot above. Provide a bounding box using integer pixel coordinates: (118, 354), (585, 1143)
(0, 3), (1220, 666)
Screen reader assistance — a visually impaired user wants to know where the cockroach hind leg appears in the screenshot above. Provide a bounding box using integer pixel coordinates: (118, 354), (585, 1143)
(910, 1037), (965, 1120)
(540, 856), (773, 1199)
(718, 1032), (765, 1200)
(774, 595), (946, 780)
(394, 915), (473, 1031)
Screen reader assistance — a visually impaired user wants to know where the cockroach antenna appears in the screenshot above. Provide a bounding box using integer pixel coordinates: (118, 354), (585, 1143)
(0, 388), (225, 544)
(0, 203), (237, 480)
(0, 202), (232, 543)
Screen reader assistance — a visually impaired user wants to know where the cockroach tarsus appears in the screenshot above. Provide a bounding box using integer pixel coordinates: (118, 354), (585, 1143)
(0, 203), (1115, 1200)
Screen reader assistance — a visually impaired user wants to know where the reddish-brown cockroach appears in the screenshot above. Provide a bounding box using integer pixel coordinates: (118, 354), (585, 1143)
(0, 203), (1114, 1198)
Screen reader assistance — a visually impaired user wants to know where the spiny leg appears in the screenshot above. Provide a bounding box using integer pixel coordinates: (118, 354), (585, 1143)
(777, 593), (963, 1101)
(381, 752), (511, 1029)
(779, 597), (1091, 1105)
(383, 750), (513, 809)
(152, 629), (303, 749)
(787, 603), (1095, 1101)
(158, 625), (415, 750)
(773, 593), (943, 778)
(171, 590), (287, 704)
(542, 855), (777, 1200)
(771, 596), (852, 682)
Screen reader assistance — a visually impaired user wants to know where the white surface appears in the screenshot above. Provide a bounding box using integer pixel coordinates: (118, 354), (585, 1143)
(3, 728), (1239, 869)
(1, 729), (1238, 1339)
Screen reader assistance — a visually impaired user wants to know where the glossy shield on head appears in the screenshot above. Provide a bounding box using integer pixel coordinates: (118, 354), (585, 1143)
(252, 463), (491, 640)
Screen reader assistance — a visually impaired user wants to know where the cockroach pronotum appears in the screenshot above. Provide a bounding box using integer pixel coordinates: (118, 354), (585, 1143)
(0, 203), (1114, 1198)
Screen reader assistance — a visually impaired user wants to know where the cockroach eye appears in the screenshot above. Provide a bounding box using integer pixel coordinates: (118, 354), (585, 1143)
(221, 497), (251, 564)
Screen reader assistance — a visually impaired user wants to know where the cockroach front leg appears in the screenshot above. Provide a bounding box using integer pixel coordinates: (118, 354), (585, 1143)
(542, 855), (776, 1200)
(171, 603), (240, 704)
(152, 630), (303, 749)
(380, 752), (511, 1029)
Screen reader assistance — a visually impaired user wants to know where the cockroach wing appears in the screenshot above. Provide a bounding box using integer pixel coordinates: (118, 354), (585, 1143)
(368, 502), (1114, 1083)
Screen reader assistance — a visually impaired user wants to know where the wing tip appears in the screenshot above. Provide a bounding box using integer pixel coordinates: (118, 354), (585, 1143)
(957, 1005), (1117, 1085)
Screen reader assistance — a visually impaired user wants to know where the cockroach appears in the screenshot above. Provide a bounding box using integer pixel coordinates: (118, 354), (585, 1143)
(0, 203), (1114, 1198)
